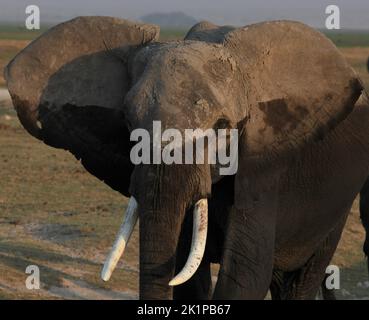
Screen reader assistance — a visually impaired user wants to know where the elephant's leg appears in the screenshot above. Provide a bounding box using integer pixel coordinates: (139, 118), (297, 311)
(173, 209), (212, 300)
(320, 275), (337, 300)
(269, 270), (284, 300)
(360, 178), (369, 275)
(284, 215), (347, 300)
(270, 271), (337, 300)
(270, 270), (296, 300)
(213, 183), (278, 299)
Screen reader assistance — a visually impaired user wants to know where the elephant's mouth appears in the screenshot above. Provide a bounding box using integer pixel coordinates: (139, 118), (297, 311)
(101, 196), (209, 287)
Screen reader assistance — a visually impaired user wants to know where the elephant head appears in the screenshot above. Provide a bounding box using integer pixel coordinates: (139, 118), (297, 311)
(5, 17), (363, 299)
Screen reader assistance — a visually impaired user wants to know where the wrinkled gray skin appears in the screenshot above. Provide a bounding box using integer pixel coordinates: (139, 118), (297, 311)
(5, 17), (369, 299)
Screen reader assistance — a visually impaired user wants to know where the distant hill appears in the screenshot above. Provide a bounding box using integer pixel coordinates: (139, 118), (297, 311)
(140, 12), (198, 29)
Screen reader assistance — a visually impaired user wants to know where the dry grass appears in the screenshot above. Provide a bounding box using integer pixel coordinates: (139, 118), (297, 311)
(0, 40), (30, 87)
(0, 100), (138, 299)
(0, 40), (369, 300)
(341, 47), (369, 88)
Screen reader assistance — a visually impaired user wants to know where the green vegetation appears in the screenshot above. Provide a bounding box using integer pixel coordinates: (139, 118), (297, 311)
(159, 28), (187, 41)
(1, 23), (369, 46)
(324, 30), (369, 47)
(0, 24), (49, 41)
(0, 25), (189, 42)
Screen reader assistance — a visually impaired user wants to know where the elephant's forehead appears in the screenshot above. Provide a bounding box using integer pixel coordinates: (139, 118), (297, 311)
(125, 42), (239, 131)
(143, 42), (237, 107)
(148, 41), (229, 69)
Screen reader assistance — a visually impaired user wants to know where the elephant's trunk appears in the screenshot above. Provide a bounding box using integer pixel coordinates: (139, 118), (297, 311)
(133, 163), (211, 299)
(139, 199), (186, 299)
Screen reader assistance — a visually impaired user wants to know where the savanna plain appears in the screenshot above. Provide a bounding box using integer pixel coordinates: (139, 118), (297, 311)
(0, 26), (369, 299)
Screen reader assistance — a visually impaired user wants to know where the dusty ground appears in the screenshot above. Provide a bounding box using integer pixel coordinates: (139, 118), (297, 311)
(0, 42), (369, 299)
(0, 88), (138, 299)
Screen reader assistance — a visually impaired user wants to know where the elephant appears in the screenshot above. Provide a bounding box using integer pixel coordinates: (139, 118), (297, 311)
(360, 179), (369, 275)
(5, 16), (369, 299)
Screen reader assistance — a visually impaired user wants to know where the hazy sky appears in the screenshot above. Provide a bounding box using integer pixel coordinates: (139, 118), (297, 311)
(0, 0), (368, 29)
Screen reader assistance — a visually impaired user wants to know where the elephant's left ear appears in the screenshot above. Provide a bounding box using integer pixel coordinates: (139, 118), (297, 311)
(223, 21), (363, 163)
(5, 16), (159, 139)
(4, 16), (159, 196)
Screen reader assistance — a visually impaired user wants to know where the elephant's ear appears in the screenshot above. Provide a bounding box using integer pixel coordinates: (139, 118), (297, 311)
(5, 16), (159, 139)
(223, 21), (363, 165)
(4, 16), (159, 195)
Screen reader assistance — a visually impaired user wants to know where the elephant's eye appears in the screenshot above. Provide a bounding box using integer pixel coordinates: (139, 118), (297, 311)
(213, 118), (231, 130)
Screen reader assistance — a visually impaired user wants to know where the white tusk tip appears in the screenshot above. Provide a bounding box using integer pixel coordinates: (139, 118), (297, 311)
(168, 278), (183, 287)
(101, 271), (111, 282)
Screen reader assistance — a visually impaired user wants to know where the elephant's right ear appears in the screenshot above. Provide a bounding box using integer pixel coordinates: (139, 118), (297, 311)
(5, 16), (159, 139)
(222, 21), (363, 166)
(4, 16), (159, 195)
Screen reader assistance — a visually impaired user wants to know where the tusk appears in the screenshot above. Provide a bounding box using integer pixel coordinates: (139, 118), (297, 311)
(169, 198), (208, 286)
(101, 197), (138, 281)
